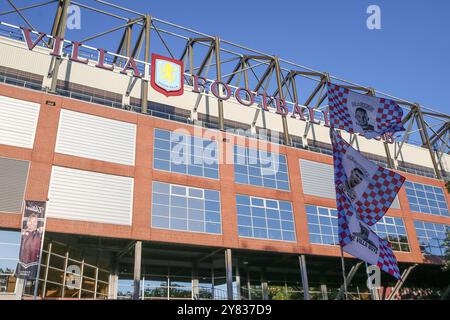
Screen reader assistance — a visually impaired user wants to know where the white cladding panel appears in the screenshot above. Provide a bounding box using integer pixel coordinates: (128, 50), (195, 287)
(0, 95), (40, 148)
(56, 109), (136, 165)
(47, 166), (133, 225)
(0, 39), (52, 76)
(300, 159), (336, 199)
(299, 159), (400, 209)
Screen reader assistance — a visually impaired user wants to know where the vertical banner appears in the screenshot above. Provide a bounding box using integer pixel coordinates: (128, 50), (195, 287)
(15, 200), (47, 280)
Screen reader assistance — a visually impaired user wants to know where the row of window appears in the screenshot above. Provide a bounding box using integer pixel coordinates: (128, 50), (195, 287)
(152, 129), (450, 218)
(149, 182), (449, 255)
(404, 181), (449, 217)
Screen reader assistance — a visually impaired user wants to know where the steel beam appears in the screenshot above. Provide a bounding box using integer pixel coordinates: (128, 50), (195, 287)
(387, 264), (417, 300)
(415, 105), (442, 179)
(0, 0), (56, 16)
(215, 36), (225, 131)
(225, 58), (245, 85)
(6, 0), (37, 31)
(304, 79), (325, 107)
(77, 18), (142, 47)
(49, 0), (71, 93)
(428, 122), (450, 148)
(253, 60), (274, 93)
(140, 15), (151, 114)
(196, 42), (214, 77)
(274, 56), (290, 145)
(335, 262), (363, 300)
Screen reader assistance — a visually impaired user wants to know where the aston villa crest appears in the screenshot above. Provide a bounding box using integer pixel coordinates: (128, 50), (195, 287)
(151, 54), (184, 97)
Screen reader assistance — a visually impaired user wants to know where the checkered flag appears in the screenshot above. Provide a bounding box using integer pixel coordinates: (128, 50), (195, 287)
(337, 197), (401, 279)
(328, 83), (405, 139)
(331, 129), (405, 226)
(377, 238), (401, 280)
(332, 129), (401, 279)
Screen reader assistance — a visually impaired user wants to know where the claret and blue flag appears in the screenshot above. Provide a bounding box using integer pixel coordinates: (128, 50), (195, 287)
(338, 199), (401, 280)
(330, 129), (404, 279)
(327, 83), (405, 139)
(330, 129), (405, 226)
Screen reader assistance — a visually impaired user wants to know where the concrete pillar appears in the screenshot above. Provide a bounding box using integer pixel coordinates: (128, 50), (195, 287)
(246, 267), (251, 300)
(108, 261), (119, 299)
(133, 241), (142, 300)
(235, 260), (241, 300)
(224, 249), (233, 300)
(299, 255), (310, 300)
(261, 268), (269, 300)
(320, 284), (328, 300)
(192, 262), (199, 300)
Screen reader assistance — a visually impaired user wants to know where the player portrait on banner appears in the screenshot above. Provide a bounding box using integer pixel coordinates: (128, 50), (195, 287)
(327, 83), (405, 139)
(337, 146), (378, 203)
(15, 201), (47, 280)
(348, 94), (378, 137)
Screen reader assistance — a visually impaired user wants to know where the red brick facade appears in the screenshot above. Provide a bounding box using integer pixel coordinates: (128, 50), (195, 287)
(0, 83), (449, 264)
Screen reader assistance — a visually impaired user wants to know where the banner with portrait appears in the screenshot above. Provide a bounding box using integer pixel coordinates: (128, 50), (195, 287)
(15, 200), (47, 280)
(327, 83), (405, 139)
(330, 129), (405, 226)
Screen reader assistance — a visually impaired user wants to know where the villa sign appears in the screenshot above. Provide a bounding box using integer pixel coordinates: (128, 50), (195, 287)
(19, 26), (394, 143)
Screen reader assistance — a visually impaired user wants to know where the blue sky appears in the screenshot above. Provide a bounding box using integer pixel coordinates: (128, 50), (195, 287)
(113, 0), (449, 114)
(2, 0), (449, 114)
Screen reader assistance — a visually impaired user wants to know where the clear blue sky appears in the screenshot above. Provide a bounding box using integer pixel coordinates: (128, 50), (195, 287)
(3, 0), (450, 114)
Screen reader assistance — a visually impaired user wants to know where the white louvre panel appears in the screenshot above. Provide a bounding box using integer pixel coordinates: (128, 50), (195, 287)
(55, 109), (136, 165)
(300, 159), (402, 209)
(47, 166), (133, 225)
(0, 95), (40, 148)
(300, 160), (336, 199)
(0, 157), (29, 213)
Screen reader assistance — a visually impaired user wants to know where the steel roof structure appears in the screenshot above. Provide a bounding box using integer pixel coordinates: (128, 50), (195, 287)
(0, 0), (449, 180)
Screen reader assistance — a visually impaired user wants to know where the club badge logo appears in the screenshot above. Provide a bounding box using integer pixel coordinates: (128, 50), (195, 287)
(151, 53), (184, 97)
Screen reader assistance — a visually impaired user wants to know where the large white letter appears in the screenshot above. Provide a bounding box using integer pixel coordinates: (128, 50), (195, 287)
(67, 5), (81, 30)
(366, 5), (381, 30)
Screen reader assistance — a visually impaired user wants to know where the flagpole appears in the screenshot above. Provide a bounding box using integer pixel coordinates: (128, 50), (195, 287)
(340, 246), (348, 300)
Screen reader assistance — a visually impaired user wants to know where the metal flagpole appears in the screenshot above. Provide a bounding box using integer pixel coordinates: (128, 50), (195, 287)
(33, 201), (48, 300)
(340, 246), (348, 300)
(365, 262), (372, 300)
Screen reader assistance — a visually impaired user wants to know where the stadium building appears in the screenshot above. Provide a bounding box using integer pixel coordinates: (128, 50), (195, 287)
(0, 0), (449, 300)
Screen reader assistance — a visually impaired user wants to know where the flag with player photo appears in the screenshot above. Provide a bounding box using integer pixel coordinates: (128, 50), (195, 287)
(338, 195), (401, 279)
(330, 129), (405, 226)
(327, 83), (405, 139)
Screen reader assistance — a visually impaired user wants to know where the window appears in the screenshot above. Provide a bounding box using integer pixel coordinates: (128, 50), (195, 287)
(236, 195), (296, 242)
(306, 205), (339, 245)
(306, 205), (410, 251)
(371, 216), (410, 252)
(0, 229), (21, 294)
(151, 181), (221, 234)
(233, 145), (290, 191)
(414, 220), (449, 257)
(404, 181), (449, 217)
(153, 129), (219, 179)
